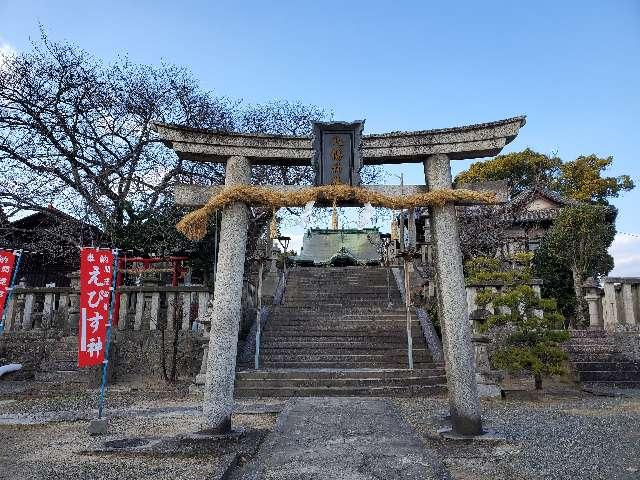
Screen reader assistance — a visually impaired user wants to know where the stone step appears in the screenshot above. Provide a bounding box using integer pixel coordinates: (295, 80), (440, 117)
(264, 324), (422, 338)
(260, 347), (431, 360)
(38, 360), (80, 371)
(265, 325), (422, 333)
(260, 341), (410, 350)
(258, 361), (435, 369)
(573, 361), (640, 371)
(235, 375), (446, 389)
(267, 318), (419, 325)
(236, 368), (445, 380)
(34, 369), (91, 383)
(270, 310), (408, 317)
(569, 330), (609, 338)
(49, 350), (80, 361)
(268, 314), (414, 321)
(235, 384), (446, 397)
(259, 349), (432, 360)
(570, 353), (624, 362)
(582, 381), (640, 389)
(284, 298), (396, 303)
(260, 336), (409, 344)
(275, 307), (406, 314)
(269, 311), (410, 318)
(578, 370), (640, 382)
(564, 345), (620, 353)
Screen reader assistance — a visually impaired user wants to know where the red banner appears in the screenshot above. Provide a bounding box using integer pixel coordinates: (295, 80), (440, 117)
(0, 250), (16, 320)
(78, 248), (114, 368)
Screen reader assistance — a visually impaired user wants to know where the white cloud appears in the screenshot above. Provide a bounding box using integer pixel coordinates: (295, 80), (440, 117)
(609, 233), (640, 277)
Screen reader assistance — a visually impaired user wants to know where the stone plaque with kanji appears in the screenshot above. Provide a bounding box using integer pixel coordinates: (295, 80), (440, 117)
(312, 120), (364, 186)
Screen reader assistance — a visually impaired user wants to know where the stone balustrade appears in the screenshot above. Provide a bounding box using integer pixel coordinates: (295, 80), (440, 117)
(465, 279), (543, 328)
(2, 279), (213, 333)
(584, 277), (639, 331)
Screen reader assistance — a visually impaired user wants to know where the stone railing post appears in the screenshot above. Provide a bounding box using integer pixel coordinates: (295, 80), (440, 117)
(68, 271), (81, 333)
(181, 291), (194, 330)
(57, 290), (71, 332)
(21, 290), (35, 330)
(583, 278), (604, 330)
(142, 275), (160, 330)
(425, 153), (482, 436)
(4, 278), (26, 331)
(602, 280), (620, 331)
(42, 291), (55, 329)
(196, 291), (210, 331)
(165, 291), (177, 331)
(203, 155), (251, 433)
(3, 294), (15, 331)
(117, 290), (129, 330)
(9, 277), (27, 330)
(621, 282), (637, 327)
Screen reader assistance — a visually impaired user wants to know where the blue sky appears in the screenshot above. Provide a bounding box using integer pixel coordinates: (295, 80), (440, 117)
(1, 1), (639, 274)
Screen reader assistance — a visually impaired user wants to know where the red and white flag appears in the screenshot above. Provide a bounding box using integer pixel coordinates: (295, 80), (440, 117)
(0, 250), (16, 320)
(78, 248), (114, 368)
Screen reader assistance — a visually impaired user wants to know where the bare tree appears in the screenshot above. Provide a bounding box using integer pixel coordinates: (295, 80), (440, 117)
(0, 33), (233, 246)
(1, 34), (384, 264)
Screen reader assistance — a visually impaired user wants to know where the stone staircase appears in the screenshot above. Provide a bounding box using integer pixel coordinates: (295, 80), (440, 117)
(34, 336), (101, 389)
(566, 330), (640, 389)
(235, 266), (447, 397)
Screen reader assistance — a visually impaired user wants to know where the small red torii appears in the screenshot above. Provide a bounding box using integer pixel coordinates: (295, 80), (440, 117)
(113, 256), (188, 325)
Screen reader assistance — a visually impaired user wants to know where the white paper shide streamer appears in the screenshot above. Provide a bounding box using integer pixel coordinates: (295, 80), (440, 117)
(299, 200), (315, 228)
(358, 202), (375, 229)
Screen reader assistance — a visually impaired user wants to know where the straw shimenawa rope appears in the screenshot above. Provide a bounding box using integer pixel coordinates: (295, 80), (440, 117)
(177, 184), (497, 240)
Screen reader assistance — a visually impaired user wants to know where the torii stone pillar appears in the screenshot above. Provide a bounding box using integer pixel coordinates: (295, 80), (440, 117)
(202, 155), (251, 433)
(425, 154), (482, 436)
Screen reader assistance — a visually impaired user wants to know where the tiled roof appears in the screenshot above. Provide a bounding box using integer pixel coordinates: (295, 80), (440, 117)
(292, 228), (381, 265)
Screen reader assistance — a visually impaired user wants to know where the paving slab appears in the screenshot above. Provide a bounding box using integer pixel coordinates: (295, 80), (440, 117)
(236, 397), (450, 479)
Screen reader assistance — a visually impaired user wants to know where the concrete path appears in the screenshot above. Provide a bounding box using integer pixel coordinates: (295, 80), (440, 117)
(237, 397), (449, 480)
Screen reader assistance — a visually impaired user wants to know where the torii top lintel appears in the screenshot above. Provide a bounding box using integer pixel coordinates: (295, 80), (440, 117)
(152, 115), (526, 166)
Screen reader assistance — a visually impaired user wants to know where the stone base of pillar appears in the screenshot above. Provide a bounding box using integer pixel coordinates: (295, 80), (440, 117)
(438, 426), (505, 442)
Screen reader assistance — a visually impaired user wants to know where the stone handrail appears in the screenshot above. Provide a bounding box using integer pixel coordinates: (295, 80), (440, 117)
(2, 282), (212, 333)
(584, 277), (639, 331)
(415, 307), (444, 363)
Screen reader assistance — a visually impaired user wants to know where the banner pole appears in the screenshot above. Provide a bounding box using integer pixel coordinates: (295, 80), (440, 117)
(0, 249), (23, 335)
(98, 249), (119, 419)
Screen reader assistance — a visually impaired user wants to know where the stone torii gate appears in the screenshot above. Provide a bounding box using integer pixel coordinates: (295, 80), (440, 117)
(153, 116), (526, 436)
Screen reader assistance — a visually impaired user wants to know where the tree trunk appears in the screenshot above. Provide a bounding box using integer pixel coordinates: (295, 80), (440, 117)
(571, 265), (586, 327)
(534, 372), (543, 390)
(170, 300), (180, 382)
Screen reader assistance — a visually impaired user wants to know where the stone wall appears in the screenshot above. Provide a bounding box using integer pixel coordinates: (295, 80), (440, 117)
(0, 330), (59, 378)
(0, 329), (205, 381)
(112, 330), (203, 379)
(612, 331), (640, 362)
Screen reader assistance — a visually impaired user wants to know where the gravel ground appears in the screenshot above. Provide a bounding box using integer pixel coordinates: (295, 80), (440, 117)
(0, 383), (277, 480)
(1, 380), (639, 479)
(395, 389), (640, 480)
